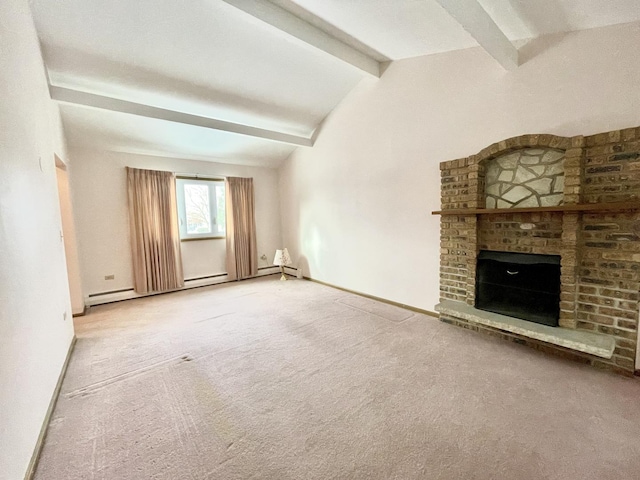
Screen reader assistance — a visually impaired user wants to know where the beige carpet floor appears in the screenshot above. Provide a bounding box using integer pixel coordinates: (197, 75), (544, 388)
(35, 276), (640, 479)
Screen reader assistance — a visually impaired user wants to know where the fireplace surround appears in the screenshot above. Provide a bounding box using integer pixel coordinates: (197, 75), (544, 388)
(435, 127), (640, 375)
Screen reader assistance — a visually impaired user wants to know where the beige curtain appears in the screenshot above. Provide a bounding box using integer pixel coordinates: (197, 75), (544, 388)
(126, 167), (184, 293)
(225, 177), (258, 281)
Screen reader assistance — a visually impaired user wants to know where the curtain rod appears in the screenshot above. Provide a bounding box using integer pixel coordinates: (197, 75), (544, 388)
(174, 172), (227, 180)
(126, 167), (227, 180)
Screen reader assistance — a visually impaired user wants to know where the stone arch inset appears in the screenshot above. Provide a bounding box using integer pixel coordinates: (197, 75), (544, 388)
(467, 134), (572, 209)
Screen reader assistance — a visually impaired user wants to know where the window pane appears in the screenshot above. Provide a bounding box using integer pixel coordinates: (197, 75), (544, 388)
(215, 184), (226, 234)
(184, 184), (211, 234)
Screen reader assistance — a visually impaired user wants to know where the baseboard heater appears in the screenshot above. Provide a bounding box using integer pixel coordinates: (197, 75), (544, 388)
(88, 288), (134, 298)
(86, 267), (282, 306)
(184, 273), (227, 283)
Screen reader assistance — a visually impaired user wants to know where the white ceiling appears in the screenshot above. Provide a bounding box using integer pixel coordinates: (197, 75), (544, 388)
(59, 104), (296, 168)
(30, 0), (640, 168)
(275, 0), (478, 59)
(287, 0), (640, 58)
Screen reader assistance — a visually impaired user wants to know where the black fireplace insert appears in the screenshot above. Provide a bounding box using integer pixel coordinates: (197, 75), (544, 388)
(475, 250), (561, 327)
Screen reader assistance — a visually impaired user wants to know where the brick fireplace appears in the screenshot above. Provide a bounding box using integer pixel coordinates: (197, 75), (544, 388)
(436, 127), (640, 375)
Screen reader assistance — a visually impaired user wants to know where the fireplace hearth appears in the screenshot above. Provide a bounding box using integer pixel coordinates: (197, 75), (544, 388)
(475, 250), (561, 327)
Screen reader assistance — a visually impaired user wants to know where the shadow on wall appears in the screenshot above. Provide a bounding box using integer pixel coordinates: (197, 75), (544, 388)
(296, 255), (310, 278)
(508, 0), (570, 36)
(517, 33), (559, 65)
(509, 0), (571, 64)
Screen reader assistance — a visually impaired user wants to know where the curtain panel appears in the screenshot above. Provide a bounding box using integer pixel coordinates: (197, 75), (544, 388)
(126, 167), (184, 293)
(225, 177), (258, 281)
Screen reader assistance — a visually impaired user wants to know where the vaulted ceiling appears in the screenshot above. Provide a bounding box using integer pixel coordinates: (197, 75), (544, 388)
(30, 0), (640, 167)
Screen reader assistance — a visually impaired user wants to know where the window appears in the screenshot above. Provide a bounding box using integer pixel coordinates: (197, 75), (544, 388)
(176, 177), (225, 240)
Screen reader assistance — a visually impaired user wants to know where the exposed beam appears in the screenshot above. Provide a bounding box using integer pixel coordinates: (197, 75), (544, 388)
(434, 0), (519, 71)
(49, 86), (313, 147)
(220, 0), (380, 77)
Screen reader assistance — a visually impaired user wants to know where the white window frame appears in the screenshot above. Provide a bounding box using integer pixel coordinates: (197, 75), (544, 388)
(175, 176), (226, 241)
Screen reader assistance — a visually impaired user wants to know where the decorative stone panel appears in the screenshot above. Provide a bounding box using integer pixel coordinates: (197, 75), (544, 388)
(485, 149), (565, 209)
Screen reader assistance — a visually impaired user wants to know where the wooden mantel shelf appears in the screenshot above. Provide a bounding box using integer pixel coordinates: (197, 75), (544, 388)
(432, 201), (640, 216)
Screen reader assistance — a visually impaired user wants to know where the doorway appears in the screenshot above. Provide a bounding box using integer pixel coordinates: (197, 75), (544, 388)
(55, 155), (85, 315)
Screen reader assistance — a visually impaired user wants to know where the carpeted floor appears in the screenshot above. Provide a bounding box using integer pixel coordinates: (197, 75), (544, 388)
(35, 276), (640, 479)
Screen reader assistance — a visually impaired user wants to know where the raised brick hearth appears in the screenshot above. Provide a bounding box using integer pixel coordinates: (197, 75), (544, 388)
(437, 127), (640, 375)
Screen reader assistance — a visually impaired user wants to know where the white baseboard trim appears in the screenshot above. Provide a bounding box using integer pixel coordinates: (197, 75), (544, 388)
(25, 335), (77, 480)
(85, 267), (281, 306)
(302, 275), (438, 318)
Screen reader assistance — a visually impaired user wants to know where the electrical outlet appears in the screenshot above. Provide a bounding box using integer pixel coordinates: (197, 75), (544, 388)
(104, 274), (115, 280)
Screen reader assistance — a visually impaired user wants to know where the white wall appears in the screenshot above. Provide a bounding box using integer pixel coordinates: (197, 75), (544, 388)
(279, 21), (640, 312)
(0, 1), (75, 479)
(69, 149), (282, 296)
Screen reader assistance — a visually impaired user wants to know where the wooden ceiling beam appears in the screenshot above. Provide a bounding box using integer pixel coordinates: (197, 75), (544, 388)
(434, 0), (519, 71)
(50, 86), (313, 147)
(221, 0), (381, 77)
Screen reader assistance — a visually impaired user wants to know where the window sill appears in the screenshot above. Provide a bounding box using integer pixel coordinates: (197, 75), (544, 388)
(180, 236), (226, 242)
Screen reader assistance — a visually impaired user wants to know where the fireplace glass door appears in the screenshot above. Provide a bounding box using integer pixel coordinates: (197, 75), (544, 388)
(475, 250), (561, 327)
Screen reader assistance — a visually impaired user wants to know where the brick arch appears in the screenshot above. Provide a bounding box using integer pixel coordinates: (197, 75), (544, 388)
(468, 134), (573, 209)
(474, 134), (572, 165)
